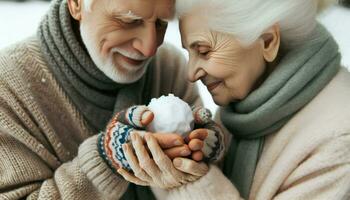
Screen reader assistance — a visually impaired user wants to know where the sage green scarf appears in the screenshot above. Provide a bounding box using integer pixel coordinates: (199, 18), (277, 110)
(38, 0), (156, 198)
(220, 24), (341, 199)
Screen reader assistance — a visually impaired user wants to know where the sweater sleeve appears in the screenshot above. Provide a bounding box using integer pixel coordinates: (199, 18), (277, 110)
(0, 39), (199, 200)
(0, 126), (128, 200)
(0, 63), (128, 199)
(165, 165), (243, 200)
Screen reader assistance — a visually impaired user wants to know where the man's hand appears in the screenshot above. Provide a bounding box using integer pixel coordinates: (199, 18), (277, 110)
(117, 131), (208, 189)
(98, 105), (191, 173)
(115, 104), (191, 158)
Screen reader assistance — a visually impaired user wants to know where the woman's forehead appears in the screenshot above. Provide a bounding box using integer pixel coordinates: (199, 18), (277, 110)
(180, 14), (210, 33)
(180, 15), (211, 41)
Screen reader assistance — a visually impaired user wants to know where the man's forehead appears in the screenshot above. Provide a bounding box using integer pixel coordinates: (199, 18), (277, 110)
(109, 0), (175, 20)
(115, 10), (172, 22)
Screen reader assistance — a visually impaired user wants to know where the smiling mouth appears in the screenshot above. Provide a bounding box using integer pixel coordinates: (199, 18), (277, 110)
(121, 55), (145, 66)
(206, 81), (221, 91)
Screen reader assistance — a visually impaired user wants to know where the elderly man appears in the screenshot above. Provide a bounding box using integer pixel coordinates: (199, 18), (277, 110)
(0, 0), (209, 199)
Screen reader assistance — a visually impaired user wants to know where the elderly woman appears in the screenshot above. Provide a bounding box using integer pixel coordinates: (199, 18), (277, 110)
(147, 0), (350, 199)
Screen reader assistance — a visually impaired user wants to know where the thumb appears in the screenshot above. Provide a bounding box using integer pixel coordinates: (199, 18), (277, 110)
(141, 110), (154, 126)
(118, 105), (153, 128)
(192, 106), (212, 125)
(173, 157), (208, 176)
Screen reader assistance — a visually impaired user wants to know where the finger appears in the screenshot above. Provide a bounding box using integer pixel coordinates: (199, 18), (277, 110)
(117, 168), (149, 186)
(131, 132), (160, 177)
(153, 133), (184, 149)
(191, 151), (204, 161)
(117, 106), (151, 129)
(173, 158), (208, 176)
(192, 106), (212, 125)
(145, 133), (187, 186)
(141, 110), (154, 126)
(163, 145), (191, 159)
(189, 129), (208, 140)
(122, 143), (152, 182)
(144, 133), (173, 167)
(188, 139), (204, 151)
(131, 131), (151, 155)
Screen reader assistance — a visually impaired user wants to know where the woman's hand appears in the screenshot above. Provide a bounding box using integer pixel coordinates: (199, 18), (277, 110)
(117, 131), (209, 189)
(188, 107), (226, 162)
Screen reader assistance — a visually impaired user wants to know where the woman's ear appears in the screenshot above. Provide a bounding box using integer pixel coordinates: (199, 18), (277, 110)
(67, 0), (82, 21)
(260, 24), (280, 62)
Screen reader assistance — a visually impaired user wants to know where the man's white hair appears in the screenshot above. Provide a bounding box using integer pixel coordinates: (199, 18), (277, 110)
(176, 0), (319, 49)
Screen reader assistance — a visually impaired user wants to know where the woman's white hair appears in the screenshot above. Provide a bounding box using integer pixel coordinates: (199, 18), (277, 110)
(176, 0), (319, 49)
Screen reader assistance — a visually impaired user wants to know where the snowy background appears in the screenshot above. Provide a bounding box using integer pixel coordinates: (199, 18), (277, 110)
(1, 1), (350, 114)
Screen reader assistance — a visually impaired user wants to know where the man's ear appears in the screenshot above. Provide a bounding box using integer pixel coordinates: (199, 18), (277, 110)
(260, 24), (280, 62)
(67, 0), (82, 21)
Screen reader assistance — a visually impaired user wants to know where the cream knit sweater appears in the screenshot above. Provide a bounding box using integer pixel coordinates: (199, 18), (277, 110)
(152, 67), (350, 200)
(0, 37), (200, 200)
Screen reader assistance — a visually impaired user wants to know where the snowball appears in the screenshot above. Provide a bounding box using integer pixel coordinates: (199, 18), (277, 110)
(147, 94), (194, 137)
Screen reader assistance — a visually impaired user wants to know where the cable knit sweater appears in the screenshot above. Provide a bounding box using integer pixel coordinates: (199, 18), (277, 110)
(152, 67), (350, 200)
(0, 37), (200, 200)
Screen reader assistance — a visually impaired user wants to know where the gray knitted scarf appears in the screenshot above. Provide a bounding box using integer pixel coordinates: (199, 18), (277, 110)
(38, 0), (157, 198)
(220, 24), (341, 199)
(37, 0), (154, 132)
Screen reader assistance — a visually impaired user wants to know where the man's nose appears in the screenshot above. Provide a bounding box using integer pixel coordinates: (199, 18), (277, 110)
(133, 23), (158, 57)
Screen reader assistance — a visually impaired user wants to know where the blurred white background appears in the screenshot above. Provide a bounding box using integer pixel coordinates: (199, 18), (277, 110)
(1, 1), (350, 114)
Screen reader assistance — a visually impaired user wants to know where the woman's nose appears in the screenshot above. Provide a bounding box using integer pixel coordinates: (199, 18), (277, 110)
(188, 64), (206, 82)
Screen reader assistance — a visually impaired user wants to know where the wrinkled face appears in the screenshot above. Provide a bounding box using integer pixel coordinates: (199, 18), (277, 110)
(180, 14), (267, 106)
(80, 0), (174, 83)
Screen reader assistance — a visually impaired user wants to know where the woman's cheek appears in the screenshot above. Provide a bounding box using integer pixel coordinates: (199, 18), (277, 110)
(225, 76), (247, 101)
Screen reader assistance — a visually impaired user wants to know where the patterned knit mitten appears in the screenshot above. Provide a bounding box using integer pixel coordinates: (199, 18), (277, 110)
(192, 106), (226, 163)
(97, 105), (152, 172)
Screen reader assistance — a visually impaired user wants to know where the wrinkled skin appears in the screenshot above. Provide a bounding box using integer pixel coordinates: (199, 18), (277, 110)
(68, 0), (173, 83)
(178, 13), (281, 177)
(180, 13), (280, 106)
(67, 0), (191, 155)
(67, 0), (206, 177)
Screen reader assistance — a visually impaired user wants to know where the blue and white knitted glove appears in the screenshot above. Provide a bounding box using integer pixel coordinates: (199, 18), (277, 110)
(97, 105), (152, 172)
(191, 106), (226, 163)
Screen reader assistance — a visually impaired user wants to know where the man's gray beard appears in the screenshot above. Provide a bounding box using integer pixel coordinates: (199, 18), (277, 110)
(80, 23), (151, 84)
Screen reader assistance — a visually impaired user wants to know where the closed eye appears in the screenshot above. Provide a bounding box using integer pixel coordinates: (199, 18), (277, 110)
(156, 19), (168, 29)
(197, 45), (211, 56)
(118, 18), (143, 25)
